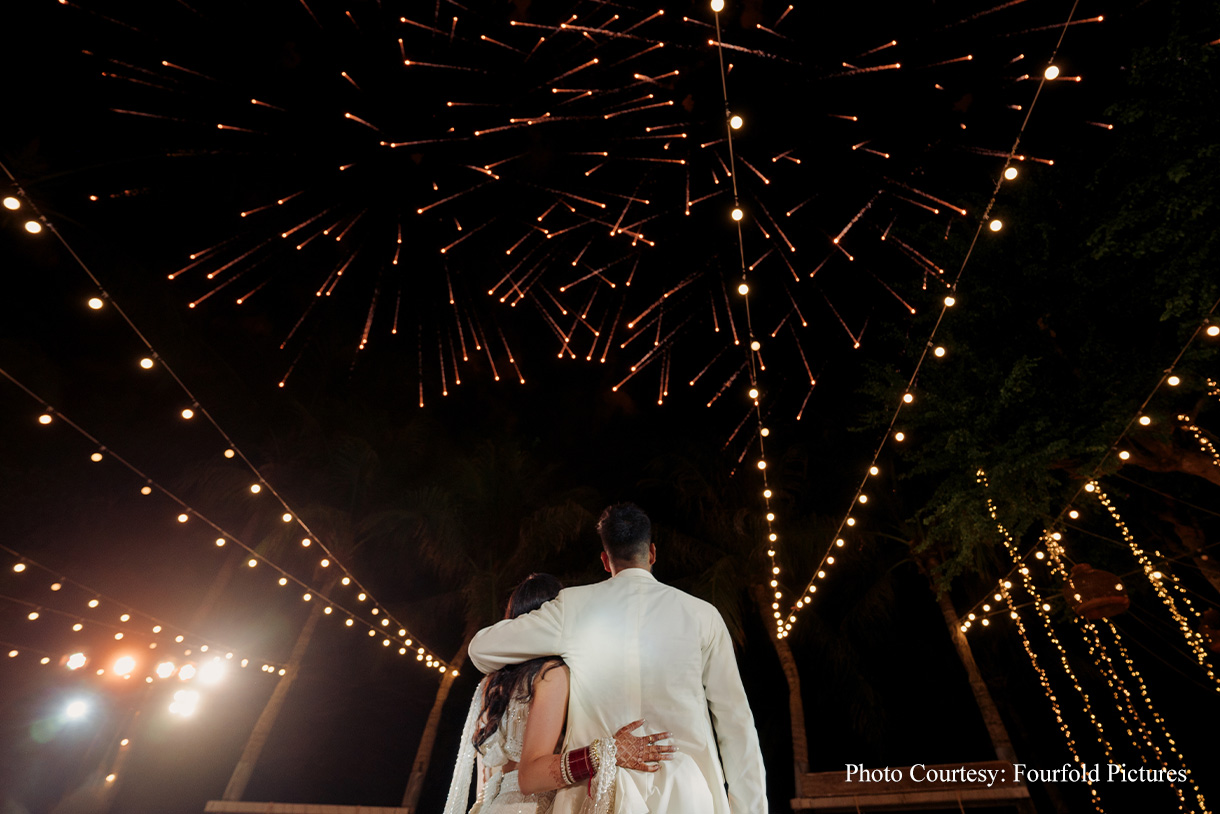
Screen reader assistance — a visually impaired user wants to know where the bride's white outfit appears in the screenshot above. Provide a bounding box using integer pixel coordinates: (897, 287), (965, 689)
(443, 678), (557, 814)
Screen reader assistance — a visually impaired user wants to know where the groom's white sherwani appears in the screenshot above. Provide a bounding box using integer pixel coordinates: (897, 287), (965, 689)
(468, 568), (767, 814)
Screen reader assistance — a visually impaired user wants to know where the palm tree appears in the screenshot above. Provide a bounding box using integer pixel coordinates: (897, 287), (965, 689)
(215, 426), (406, 801)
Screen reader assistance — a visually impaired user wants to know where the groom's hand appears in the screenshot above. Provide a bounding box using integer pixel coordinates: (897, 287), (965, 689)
(613, 719), (677, 772)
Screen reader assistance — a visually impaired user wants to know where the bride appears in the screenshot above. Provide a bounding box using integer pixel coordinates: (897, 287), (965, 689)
(443, 573), (674, 814)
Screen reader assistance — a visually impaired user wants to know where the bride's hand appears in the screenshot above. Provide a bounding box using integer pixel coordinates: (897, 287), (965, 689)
(612, 719), (676, 772)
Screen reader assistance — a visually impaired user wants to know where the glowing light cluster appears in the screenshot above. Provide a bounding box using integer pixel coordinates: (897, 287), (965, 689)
(3, 540), (280, 679)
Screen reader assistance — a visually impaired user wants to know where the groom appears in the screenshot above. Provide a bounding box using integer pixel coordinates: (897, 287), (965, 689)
(468, 503), (768, 814)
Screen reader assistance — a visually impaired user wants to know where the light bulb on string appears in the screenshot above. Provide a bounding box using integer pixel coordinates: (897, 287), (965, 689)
(737, 283), (749, 295)
(729, 115), (743, 130)
(710, 0), (724, 12)
(944, 296), (956, 307)
(223, 449), (236, 458)
(1207, 325), (1220, 337)
(988, 219), (1003, 232)
(2, 196), (20, 210)
(24, 221), (43, 234)
(249, 484), (262, 494)
(1166, 375), (1180, 386)
(180, 408), (195, 420)
(1004, 167), (1019, 180)
(1044, 65), (1060, 80)
(139, 358), (154, 370)
(87, 297), (104, 310)
(933, 346), (946, 357)
(731, 207), (743, 222)
(38, 413), (53, 425)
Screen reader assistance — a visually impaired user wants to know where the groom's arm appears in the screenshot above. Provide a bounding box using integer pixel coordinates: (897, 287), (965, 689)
(703, 615), (768, 814)
(468, 592), (566, 674)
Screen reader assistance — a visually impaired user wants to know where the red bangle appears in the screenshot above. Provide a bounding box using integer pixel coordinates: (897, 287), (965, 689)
(566, 745), (595, 783)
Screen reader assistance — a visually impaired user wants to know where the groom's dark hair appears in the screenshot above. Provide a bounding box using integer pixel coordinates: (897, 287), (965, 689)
(597, 502), (651, 562)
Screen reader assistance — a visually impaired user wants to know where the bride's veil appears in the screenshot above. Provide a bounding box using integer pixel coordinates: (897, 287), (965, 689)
(441, 678), (487, 814)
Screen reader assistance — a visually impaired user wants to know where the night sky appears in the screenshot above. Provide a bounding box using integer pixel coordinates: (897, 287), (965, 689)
(2, 1), (1219, 813)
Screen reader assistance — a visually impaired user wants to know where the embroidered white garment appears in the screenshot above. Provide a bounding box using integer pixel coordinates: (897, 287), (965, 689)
(442, 679), (556, 814)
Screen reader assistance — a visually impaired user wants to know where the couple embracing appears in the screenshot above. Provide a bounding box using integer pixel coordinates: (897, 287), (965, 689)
(443, 503), (768, 814)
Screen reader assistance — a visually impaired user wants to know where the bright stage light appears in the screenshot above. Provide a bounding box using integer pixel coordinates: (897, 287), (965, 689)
(178, 664), (198, 681)
(65, 699), (89, 720)
(113, 656), (136, 676)
(199, 658), (226, 685)
(66, 652), (87, 670)
(155, 661), (176, 679)
(168, 690), (200, 717)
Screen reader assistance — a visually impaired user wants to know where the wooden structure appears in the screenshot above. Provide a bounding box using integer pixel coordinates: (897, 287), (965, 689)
(791, 761), (1032, 812)
(205, 803), (411, 814)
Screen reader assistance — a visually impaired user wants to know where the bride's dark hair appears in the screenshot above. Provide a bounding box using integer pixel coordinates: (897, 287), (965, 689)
(473, 572), (564, 750)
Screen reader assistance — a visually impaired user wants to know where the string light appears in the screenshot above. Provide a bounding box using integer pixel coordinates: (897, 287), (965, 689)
(1, 556), (280, 676)
(975, 474), (1107, 812)
(0, 174), (449, 673)
(1038, 533), (1206, 810)
(702, 0), (787, 637)
(1102, 620), (1210, 810)
(1086, 482), (1217, 689)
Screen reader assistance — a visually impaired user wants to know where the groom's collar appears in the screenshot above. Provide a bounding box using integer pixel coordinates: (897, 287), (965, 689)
(611, 567), (656, 581)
